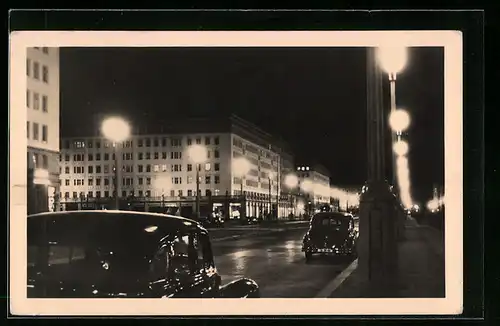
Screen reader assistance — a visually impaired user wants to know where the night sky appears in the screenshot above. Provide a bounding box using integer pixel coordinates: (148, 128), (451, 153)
(60, 47), (444, 205)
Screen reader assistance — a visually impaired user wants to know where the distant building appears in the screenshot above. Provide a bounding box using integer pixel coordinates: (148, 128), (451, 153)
(26, 47), (60, 214)
(59, 115), (297, 220)
(295, 163), (331, 213)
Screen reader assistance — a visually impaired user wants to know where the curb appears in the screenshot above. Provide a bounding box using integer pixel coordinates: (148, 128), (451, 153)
(314, 258), (359, 298)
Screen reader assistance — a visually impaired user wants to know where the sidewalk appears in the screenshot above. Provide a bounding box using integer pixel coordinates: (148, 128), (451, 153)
(328, 216), (445, 298)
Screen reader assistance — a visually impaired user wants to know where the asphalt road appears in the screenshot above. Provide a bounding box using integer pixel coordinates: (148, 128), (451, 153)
(211, 227), (355, 298)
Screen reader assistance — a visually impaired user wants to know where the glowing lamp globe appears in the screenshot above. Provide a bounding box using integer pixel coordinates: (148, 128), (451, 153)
(393, 140), (409, 156)
(389, 109), (411, 133)
(232, 157), (251, 177)
(284, 174), (299, 189)
(101, 117), (131, 143)
(377, 46), (408, 74)
(188, 144), (207, 164)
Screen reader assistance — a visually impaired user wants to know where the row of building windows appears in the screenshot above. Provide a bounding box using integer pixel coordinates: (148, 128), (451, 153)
(33, 47), (50, 54)
(62, 163), (220, 175)
(62, 188), (221, 200)
(232, 137), (275, 160)
(26, 59), (49, 83)
(31, 153), (49, 169)
(26, 90), (49, 112)
(62, 175), (221, 187)
(27, 121), (48, 142)
(62, 150), (220, 162)
(63, 136), (221, 150)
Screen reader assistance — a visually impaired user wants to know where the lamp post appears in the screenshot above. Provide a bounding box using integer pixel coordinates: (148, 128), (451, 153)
(268, 171), (274, 219)
(101, 117), (131, 210)
(300, 179), (313, 217)
(284, 173), (299, 216)
(232, 157), (251, 220)
(187, 144), (207, 221)
(377, 46), (408, 188)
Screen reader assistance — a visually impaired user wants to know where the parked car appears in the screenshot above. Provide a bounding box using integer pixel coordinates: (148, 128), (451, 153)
(199, 213), (225, 228)
(302, 212), (358, 261)
(27, 210), (260, 298)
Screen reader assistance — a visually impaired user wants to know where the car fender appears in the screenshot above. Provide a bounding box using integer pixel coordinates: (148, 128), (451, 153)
(219, 278), (260, 298)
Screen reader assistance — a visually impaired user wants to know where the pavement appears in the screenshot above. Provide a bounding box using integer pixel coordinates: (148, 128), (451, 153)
(207, 220), (310, 242)
(327, 216), (445, 298)
(210, 225), (356, 298)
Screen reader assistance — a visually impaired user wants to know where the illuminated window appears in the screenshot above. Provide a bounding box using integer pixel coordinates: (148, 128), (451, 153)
(205, 163), (211, 171)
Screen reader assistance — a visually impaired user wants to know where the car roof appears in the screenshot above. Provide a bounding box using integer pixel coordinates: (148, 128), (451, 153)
(313, 212), (353, 218)
(28, 210), (203, 231)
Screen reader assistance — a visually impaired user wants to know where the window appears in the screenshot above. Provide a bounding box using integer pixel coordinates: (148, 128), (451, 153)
(41, 95), (48, 112)
(178, 190), (183, 197)
(162, 152), (167, 159)
(154, 152), (159, 159)
(64, 167), (69, 174)
(88, 166), (93, 173)
(65, 179), (70, 186)
(33, 123), (39, 140)
(26, 58), (31, 76)
(138, 153), (143, 160)
(215, 175), (220, 184)
(72, 192), (77, 199)
(138, 165), (143, 173)
(145, 138), (151, 147)
(138, 190), (143, 197)
(214, 150), (220, 158)
(88, 191), (93, 198)
(33, 93), (40, 110)
(214, 136), (220, 145)
(205, 176), (211, 184)
(187, 176), (193, 184)
(146, 177), (151, 185)
(170, 190), (175, 197)
(88, 178), (94, 186)
(205, 189), (211, 196)
(146, 152), (151, 160)
(96, 191), (102, 198)
(42, 47), (49, 54)
(153, 138), (159, 147)
(122, 190), (127, 197)
(214, 163), (220, 171)
(42, 66), (49, 83)
(153, 165), (159, 172)
(104, 153), (109, 160)
(138, 139), (143, 147)
(104, 178), (109, 186)
(96, 141), (101, 148)
(187, 138), (192, 145)
(205, 136), (211, 145)
(188, 190), (193, 196)
(104, 165), (109, 173)
(205, 163), (211, 171)
(33, 61), (40, 79)
(146, 164), (151, 172)
(162, 164), (167, 172)
(27, 121), (30, 139)
(42, 155), (48, 168)
(41, 125), (48, 142)
(196, 137), (201, 145)
(187, 164), (192, 172)
(88, 141), (93, 148)
(96, 153), (101, 161)
(87, 154), (93, 161)
(26, 90), (31, 108)
(138, 177), (143, 185)
(96, 166), (101, 174)
(96, 178), (101, 186)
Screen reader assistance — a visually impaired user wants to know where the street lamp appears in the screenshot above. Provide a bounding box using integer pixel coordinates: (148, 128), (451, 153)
(101, 116), (131, 210)
(393, 139), (409, 157)
(232, 157), (250, 220)
(389, 109), (411, 137)
(187, 144), (207, 221)
(268, 171), (274, 219)
(284, 173), (299, 217)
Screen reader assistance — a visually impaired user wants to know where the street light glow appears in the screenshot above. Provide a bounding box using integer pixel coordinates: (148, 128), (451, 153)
(300, 179), (313, 193)
(187, 144), (207, 164)
(284, 173), (299, 189)
(389, 109), (411, 133)
(101, 116), (131, 143)
(393, 140), (409, 157)
(377, 46), (408, 75)
(232, 157), (251, 177)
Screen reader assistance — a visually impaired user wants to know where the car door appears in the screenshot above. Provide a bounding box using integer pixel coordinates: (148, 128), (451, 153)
(190, 229), (221, 297)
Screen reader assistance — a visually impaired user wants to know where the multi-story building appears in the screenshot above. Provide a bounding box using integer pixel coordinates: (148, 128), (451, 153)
(26, 47), (60, 214)
(295, 163), (331, 209)
(59, 115), (296, 220)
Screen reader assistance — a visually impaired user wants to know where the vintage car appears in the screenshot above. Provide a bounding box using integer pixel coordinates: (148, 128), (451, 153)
(27, 210), (260, 298)
(302, 212), (358, 261)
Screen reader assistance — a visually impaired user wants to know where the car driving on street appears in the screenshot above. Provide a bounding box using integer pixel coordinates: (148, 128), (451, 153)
(27, 210), (260, 298)
(302, 212), (358, 262)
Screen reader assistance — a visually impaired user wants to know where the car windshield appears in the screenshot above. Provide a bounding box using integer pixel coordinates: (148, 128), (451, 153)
(311, 213), (350, 229)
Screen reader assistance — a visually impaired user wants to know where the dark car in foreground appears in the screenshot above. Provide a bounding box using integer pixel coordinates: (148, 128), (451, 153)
(302, 212), (358, 261)
(27, 210), (260, 298)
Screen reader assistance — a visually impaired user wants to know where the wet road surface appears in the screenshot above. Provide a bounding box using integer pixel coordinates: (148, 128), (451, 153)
(211, 227), (355, 298)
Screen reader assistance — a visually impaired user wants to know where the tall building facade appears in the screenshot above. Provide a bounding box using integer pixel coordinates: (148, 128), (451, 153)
(59, 115), (296, 220)
(296, 163), (331, 207)
(26, 47), (60, 214)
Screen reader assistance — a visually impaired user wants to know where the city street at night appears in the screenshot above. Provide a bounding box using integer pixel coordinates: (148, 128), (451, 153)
(210, 226), (355, 298)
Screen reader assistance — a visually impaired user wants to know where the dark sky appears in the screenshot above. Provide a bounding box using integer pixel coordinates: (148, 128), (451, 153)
(60, 47), (444, 205)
